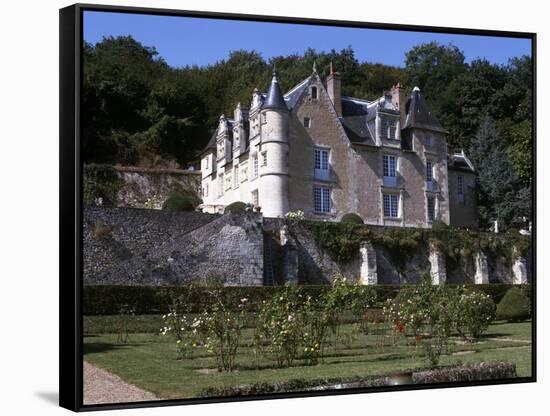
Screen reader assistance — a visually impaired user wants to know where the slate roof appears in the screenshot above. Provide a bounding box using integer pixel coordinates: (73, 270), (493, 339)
(201, 77), (451, 157)
(403, 87), (447, 133)
(448, 151), (475, 172)
(262, 73), (288, 111)
(201, 118), (234, 156)
(340, 97), (376, 145)
(284, 78), (310, 110)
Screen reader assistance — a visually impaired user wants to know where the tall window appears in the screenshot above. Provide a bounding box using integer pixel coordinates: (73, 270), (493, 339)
(381, 118), (397, 140)
(427, 196), (436, 221)
(311, 86), (318, 100)
(425, 135), (432, 148)
(426, 161), (434, 182)
(383, 194), (399, 218)
(218, 173), (224, 197)
(234, 167), (239, 187)
(204, 157), (209, 170)
(457, 175), (465, 203)
(314, 148), (330, 180)
(262, 151), (268, 167)
(383, 155), (396, 177)
(303, 117), (311, 128)
(251, 190), (259, 207)
(252, 155), (259, 178)
(203, 184), (209, 197)
(314, 186), (330, 213)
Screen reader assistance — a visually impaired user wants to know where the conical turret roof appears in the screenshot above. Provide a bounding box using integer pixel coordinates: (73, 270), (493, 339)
(403, 87), (447, 133)
(262, 72), (288, 111)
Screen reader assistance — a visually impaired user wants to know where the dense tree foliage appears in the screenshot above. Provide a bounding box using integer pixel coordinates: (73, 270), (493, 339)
(83, 36), (533, 228)
(469, 115), (531, 228)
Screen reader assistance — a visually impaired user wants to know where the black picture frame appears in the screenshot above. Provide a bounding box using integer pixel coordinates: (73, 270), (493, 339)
(60, 3), (537, 412)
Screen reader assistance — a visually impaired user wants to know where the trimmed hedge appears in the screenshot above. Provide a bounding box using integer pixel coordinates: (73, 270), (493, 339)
(198, 362), (516, 397)
(340, 213), (364, 224)
(224, 201), (247, 214)
(199, 375), (386, 397)
(412, 362), (517, 384)
(472, 284), (530, 305)
(82, 284), (527, 316)
(496, 287), (531, 322)
(162, 191), (197, 211)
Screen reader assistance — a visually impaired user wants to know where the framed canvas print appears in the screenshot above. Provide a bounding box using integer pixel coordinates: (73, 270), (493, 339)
(59, 3), (536, 411)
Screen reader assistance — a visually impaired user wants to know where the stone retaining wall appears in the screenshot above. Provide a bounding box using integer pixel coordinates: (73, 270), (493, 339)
(84, 210), (531, 286)
(84, 208), (263, 286)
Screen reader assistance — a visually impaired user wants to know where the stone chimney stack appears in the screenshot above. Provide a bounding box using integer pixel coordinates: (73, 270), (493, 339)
(326, 62), (342, 117)
(390, 82), (406, 126)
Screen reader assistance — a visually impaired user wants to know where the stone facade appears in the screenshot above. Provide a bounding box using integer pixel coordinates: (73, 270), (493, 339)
(448, 156), (478, 229)
(200, 66), (477, 229)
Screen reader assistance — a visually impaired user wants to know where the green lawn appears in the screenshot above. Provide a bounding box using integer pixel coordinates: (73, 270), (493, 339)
(83, 316), (532, 400)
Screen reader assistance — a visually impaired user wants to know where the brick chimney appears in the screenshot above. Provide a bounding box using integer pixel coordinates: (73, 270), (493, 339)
(326, 62), (342, 117)
(390, 82), (406, 126)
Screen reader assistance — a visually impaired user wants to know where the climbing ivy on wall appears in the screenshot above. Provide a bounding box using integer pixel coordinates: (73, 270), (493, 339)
(296, 219), (530, 268)
(83, 164), (123, 207)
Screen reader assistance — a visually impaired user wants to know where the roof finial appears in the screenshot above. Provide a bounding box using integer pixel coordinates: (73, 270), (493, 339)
(329, 61), (334, 75)
(312, 60), (317, 73)
(272, 62), (277, 78)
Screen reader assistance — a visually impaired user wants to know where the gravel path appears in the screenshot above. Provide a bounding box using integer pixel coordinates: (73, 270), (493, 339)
(83, 361), (158, 405)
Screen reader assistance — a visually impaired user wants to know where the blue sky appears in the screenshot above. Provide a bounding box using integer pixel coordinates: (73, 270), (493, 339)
(84, 11), (531, 69)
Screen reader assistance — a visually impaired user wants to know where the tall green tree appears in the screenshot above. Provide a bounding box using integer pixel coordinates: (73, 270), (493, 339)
(469, 115), (531, 228)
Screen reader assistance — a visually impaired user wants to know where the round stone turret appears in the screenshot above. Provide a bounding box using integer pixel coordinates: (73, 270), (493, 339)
(259, 72), (290, 218)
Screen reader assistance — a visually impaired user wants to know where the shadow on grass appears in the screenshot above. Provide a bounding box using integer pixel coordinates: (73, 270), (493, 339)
(83, 342), (145, 355)
(479, 332), (514, 339)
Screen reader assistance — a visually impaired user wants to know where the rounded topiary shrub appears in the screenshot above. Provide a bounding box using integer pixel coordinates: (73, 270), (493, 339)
(162, 191), (196, 212)
(224, 201), (247, 214)
(340, 213), (364, 224)
(496, 287), (531, 322)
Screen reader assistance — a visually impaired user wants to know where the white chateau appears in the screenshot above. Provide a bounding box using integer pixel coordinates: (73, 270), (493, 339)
(199, 65), (477, 228)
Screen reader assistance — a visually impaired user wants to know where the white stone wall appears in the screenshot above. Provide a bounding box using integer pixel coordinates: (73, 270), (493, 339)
(258, 109), (289, 217)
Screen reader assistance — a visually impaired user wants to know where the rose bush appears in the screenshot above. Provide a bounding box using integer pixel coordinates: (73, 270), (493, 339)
(455, 290), (496, 341)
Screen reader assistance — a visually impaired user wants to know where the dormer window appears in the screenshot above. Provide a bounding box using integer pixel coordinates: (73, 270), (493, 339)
(217, 142), (225, 159)
(425, 135), (432, 148)
(381, 117), (397, 140)
(310, 86), (318, 100)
